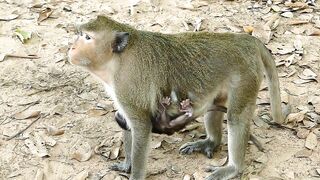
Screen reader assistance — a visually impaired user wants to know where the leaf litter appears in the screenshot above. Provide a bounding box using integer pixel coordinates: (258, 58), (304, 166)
(1, 0), (320, 179)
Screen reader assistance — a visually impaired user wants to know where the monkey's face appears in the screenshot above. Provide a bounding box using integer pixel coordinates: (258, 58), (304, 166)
(68, 31), (113, 69)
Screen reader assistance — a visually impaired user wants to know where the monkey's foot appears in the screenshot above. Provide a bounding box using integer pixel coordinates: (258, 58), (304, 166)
(205, 165), (239, 180)
(179, 138), (219, 158)
(110, 162), (131, 173)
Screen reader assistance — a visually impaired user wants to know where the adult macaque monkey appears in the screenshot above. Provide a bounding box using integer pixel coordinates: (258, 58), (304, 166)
(68, 15), (283, 180)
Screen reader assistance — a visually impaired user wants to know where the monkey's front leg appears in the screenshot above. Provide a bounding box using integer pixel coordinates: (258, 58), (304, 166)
(110, 130), (132, 173)
(130, 118), (152, 180)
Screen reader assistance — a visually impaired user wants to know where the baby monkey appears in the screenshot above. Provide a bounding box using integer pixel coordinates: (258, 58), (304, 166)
(115, 96), (227, 135)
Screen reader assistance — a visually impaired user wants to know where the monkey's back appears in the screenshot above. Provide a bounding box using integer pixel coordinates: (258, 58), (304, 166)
(115, 30), (265, 111)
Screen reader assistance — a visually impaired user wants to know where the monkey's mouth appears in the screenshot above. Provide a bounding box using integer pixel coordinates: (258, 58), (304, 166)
(68, 55), (91, 67)
(67, 51), (75, 65)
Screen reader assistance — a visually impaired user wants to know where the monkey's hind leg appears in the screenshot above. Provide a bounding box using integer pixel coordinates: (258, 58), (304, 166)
(179, 95), (226, 159)
(206, 81), (259, 180)
(110, 130), (132, 173)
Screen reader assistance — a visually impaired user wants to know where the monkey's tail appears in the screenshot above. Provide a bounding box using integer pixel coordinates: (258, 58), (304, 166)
(259, 43), (284, 124)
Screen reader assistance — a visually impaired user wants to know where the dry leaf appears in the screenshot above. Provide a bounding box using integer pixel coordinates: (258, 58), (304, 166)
(303, 69), (317, 78)
(42, 134), (56, 147)
(264, 14), (280, 30)
(182, 20), (190, 31)
(252, 26), (272, 44)
(306, 29), (320, 36)
(34, 133), (50, 158)
(287, 20), (309, 25)
(183, 174), (192, 180)
(284, 54), (295, 67)
(0, 53), (6, 62)
(277, 46), (295, 55)
(14, 110), (40, 120)
(253, 117), (270, 128)
(308, 96), (320, 106)
(261, 7), (271, 14)
(293, 38), (303, 51)
(176, 3), (195, 11)
(96, 100), (114, 110)
(243, 26), (254, 33)
(151, 140), (162, 149)
(296, 128), (310, 139)
(14, 28), (32, 43)
(194, 18), (203, 32)
(164, 136), (182, 144)
(34, 169), (44, 180)
(298, 68), (317, 82)
(87, 109), (108, 117)
(294, 149), (312, 158)
(313, 128), (320, 138)
(210, 156), (228, 167)
(290, 27), (306, 35)
(71, 150), (92, 162)
(109, 142), (121, 160)
(300, 8), (313, 13)
(285, 2), (308, 9)
(0, 12), (19, 21)
(281, 12), (293, 18)
(46, 125), (65, 136)
(7, 171), (21, 178)
(255, 153), (268, 163)
(73, 102), (92, 114)
(193, 171), (205, 180)
(104, 6), (116, 14)
(70, 141), (93, 162)
(192, 1), (209, 8)
(176, 1), (208, 11)
(94, 137), (120, 158)
(72, 170), (89, 180)
(181, 123), (201, 132)
(305, 132), (317, 150)
(25, 139), (38, 155)
(303, 120), (316, 128)
(271, 5), (281, 12)
(293, 79), (314, 84)
(129, 0), (140, 6)
(285, 110), (307, 123)
(285, 171), (295, 179)
(37, 7), (53, 23)
(63, 6), (72, 12)
(50, 104), (66, 115)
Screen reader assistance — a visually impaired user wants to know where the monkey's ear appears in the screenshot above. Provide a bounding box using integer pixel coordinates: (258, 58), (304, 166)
(112, 32), (129, 53)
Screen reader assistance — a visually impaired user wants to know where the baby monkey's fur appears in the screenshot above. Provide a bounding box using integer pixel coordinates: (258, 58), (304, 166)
(68, 15), (283, 180)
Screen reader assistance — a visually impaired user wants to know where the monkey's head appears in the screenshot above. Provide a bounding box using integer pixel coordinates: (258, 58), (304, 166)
(68, 16), (130, 70)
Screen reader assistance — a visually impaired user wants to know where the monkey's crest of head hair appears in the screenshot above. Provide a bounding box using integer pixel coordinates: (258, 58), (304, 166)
(80, 15), (135, 33)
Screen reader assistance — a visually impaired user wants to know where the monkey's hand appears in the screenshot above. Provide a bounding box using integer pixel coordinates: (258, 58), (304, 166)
(180, 99), (193, 117)
(161, 96), (171, 106)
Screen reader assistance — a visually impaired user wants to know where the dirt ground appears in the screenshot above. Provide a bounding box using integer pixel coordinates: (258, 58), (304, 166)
(0, 0), (320, 179)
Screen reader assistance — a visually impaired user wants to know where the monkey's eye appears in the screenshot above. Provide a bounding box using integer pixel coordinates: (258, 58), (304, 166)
(85, 34), (91, 40)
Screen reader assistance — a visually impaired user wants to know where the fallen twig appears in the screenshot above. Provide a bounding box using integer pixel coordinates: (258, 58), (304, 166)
(14, 100), (40, 115)
(4, 114), (48, 141)
(27, 84), (69, 96)
(250, 134), (265, 152)
(146, 168), (167, 177)
(5, 54), (40, 59)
